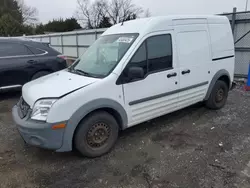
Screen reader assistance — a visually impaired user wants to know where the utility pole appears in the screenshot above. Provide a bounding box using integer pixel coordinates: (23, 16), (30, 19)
(246, 0), (249, 11)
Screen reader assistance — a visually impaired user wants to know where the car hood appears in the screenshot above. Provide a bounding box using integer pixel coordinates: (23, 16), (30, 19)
(22, 70), (99, 107)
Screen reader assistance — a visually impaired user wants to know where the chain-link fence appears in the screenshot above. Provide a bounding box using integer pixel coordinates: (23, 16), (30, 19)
(222, 8), (250, 77)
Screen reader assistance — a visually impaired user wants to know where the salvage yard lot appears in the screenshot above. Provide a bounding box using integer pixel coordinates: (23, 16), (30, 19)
(1, 85), (250, 188)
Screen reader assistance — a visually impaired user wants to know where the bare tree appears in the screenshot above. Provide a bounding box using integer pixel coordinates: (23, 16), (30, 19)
(75, 0), (107, 29)
(21, 4), (38, 23)
(75, 0), (91, 28)
(92, 0), (107, 28)
(75, 0), (144, 29)
(17, 0), (38, 24)
(144, 8), (151, 18)
(105, 0), (143, 24)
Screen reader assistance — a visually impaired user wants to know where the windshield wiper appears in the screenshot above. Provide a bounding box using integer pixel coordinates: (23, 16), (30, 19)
(67, 67), (88, 75)
(68, 66), (103, 78)
(74, 69), (102, 78)
(75, 69), (91, 76)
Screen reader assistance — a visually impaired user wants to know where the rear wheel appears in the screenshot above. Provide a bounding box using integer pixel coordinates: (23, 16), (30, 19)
(31, 71), (50, 80)
(205, 80), (229, 109)
(74, 111), (119, 158)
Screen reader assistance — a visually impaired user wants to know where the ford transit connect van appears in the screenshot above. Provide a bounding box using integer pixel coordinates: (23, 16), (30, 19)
(12, 16), (235, 157)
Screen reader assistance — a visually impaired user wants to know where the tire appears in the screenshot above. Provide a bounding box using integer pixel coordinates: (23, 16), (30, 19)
(31, 71), (50, 80)
(74, 111), (119, 158)
(205, 80), (229, 110)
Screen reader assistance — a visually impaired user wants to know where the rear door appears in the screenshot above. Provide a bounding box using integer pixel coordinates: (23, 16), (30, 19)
(174, 24), (212, 109)
(28, 44), (67, 71)
(0, 42), (35, 88)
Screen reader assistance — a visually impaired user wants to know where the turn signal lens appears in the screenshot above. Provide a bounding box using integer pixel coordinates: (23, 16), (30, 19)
(52, 123), (66, 130)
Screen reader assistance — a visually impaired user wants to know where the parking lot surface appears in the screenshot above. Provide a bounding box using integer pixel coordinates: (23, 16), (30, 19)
(1, 85), (250, 188)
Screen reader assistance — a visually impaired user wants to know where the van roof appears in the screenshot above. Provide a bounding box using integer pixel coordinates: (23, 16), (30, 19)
(103, 15), (229, 36)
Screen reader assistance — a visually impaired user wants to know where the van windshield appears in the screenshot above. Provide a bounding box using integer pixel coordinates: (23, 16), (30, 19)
(69, 33), (138, 78)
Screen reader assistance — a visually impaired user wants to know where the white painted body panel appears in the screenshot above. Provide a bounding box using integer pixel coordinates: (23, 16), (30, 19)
(124, 70), (179, 126)
(22, 70), (99, 107)
(46, 73), (123, 123)
(122, 30), (180, 126)
(128, 92), (179, 126)
(21, 15), (235, 127)
(208, 23), (235, 59)
(175, 24), (212, 109)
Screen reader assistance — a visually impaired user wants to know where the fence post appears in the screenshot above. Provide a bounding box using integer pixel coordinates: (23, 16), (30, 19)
(231, 7), (237, 37)
(76, 33), (79, 57)
(95, 29), (97, 40)
(61, 35), (64, 54)
(49, 35), (51, 45)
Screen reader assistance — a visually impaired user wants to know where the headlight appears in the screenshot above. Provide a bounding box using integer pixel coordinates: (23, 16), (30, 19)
(31, 99), (57, 121)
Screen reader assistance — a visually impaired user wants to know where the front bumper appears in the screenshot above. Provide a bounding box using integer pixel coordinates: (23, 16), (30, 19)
(12, 105), (66, 150)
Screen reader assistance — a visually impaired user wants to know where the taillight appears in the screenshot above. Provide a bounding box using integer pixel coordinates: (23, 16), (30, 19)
(57, 55), (76, 66)
(57, 55), (67, 60)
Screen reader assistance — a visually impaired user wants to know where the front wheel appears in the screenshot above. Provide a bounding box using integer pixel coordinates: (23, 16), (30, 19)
(205, 80), (229, 110)
(74, 111), (119, 158)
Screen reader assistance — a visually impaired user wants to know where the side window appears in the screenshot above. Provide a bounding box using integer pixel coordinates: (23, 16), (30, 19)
(129, 42), (147, 73)
(147, 35), (172, 72)
(28, 46), (46, 55)
(0, 43), (32, 57)
(118, 34), (173, 84)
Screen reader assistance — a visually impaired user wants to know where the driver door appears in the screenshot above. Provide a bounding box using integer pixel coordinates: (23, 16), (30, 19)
(120, 32), (180, 127)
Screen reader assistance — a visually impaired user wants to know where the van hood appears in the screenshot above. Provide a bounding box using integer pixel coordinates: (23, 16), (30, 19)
(22, 70), (99, 107)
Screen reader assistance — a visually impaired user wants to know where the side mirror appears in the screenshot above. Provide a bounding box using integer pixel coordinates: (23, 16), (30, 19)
(127, 67), (144, 80)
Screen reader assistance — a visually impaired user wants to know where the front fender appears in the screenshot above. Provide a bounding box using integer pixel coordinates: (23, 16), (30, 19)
(56, 98), (127, 152)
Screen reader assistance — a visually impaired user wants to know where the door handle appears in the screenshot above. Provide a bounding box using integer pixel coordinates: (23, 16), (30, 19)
(181, 69), (191, 75)
(27, 60), (37, 64)
(167, 72), (177, 78)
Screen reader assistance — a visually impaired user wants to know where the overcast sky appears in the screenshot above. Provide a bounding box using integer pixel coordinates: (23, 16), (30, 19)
(25, 0), (247, 23)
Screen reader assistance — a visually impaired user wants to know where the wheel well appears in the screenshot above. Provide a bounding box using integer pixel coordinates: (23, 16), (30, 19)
(218, 75), (230, 89)
(95, 108), (123, 129)
(72, 107), (123, 150)
(31, 69), (53, 79)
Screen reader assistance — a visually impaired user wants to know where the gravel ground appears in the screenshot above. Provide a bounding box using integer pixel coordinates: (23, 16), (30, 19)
(1, 85), (250, 188)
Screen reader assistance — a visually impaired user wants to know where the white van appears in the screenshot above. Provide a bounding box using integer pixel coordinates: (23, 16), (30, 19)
(12, 16), (235, 157)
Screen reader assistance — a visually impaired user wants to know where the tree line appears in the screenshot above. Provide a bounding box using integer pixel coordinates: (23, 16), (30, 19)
(0, 0), (150, 36)
(0, 0), (37, 36)
(75, 0), (150, 29)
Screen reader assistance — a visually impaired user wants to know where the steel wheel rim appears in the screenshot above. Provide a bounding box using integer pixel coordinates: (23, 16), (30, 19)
(216, 88), (224, 102)
(87, 122), (110, 148)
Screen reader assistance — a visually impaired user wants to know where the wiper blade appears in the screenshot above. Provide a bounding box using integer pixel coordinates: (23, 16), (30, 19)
(67, 67), (87, 75)
(74, 69), (91, 76)
(69, 68), (102, 78)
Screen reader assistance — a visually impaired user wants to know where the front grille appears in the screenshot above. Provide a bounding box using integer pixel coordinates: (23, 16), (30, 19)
(18, 97), (30, 119)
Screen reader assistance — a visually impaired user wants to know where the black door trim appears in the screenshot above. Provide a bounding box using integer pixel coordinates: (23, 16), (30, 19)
(212, 55), (234, 61)
(129, 81), (209, 106)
